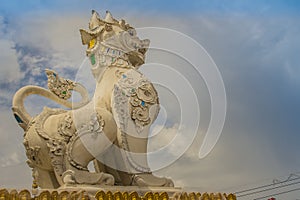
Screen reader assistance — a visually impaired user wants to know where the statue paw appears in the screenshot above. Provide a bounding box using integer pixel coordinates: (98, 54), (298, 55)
(101, 173), (115, 186)
(132, 173), (174, 187)
(62, 170), (115, 186)
(62, 170), (76, 185)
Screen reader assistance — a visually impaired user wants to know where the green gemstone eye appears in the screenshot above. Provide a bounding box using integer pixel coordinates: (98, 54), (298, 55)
(90, 54), (96, 65)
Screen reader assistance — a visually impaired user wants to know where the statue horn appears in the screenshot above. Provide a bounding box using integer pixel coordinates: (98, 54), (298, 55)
(104, 10), (116, 24)
(89, 10), (104, 30)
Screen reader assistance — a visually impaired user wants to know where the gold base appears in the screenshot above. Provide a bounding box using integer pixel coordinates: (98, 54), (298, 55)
(0, 188), (237, 200)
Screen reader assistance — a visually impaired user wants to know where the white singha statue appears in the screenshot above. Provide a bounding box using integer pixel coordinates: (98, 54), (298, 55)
(12, 10), (174, 189)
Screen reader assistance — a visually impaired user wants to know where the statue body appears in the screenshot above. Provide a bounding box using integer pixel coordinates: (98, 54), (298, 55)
(12, 10), (173, 189)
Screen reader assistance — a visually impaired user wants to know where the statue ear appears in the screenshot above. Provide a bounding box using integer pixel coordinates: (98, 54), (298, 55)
(89, 10), (105, 30)
(79, 29), (96, 45)
(119, 19), (126, 29)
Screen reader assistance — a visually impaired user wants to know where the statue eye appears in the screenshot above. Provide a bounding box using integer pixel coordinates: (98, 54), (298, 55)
(88, 38), (97, 49)
(105, 24), (113, 32)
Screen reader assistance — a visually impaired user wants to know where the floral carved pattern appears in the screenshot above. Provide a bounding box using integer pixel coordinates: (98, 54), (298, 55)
(130, 83), (158, 129)
(114, 70), (159, 133)
(58, 114), (73, 142)
(23, 140), (42, 166)
(46, 69), (75, 100)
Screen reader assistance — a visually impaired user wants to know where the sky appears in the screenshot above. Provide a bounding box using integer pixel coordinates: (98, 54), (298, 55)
(1, 0), (300, 199)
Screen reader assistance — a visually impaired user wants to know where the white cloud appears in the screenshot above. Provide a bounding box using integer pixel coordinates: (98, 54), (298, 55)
(12, 12), (88, 71)
(148, 124), (203, 160)
(0, 40), (22, 82)
(148, 124), (179, 152)
(0, 17), (22, 83)
(0, 108), (29, 188)
(152, 129), (283, 192)
(0, 152), (24, 168)
(0, 162), (32, 189)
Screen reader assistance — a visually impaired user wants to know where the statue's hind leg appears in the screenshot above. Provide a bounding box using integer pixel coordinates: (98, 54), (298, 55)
(60, 107), (117, 186)
(35, 168), (60, 188)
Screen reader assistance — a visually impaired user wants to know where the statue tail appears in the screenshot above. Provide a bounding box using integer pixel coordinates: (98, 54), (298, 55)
(12, 82), (89, 131)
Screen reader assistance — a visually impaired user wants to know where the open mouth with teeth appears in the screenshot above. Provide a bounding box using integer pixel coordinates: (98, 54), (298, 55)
(127, 48), (147, 67)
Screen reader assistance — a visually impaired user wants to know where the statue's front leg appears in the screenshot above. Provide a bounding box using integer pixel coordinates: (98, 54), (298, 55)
(113, 129), (174, 187)
(110, 71), (175, 187)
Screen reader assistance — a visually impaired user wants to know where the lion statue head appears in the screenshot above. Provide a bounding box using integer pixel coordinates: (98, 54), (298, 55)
(80, 10), (150, 79)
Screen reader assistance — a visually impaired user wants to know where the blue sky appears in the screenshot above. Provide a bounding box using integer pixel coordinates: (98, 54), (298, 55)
(1, 1), (300, 199)
(1, 0), (300, 16)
